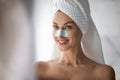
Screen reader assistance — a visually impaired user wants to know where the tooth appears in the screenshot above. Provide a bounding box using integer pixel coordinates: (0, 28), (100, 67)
(59, 40), (67, 44)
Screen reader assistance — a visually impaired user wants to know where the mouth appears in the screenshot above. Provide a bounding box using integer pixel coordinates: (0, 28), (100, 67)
(57, 39), (69, 45)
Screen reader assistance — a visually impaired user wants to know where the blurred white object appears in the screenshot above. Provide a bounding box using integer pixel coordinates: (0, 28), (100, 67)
(0, 0), (34, 80)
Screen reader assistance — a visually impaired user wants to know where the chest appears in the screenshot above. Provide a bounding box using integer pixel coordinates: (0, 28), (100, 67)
(44, 68), (97, 80)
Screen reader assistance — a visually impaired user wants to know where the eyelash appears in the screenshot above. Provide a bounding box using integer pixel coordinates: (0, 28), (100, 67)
(65, 25), (73, 30)
(52, 25), (73, 30)
(53, 25), (59, 30)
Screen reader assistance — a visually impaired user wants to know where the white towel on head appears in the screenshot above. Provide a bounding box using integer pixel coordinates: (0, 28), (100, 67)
(53, 0), (88, 35)
(52, 0), (105, 64)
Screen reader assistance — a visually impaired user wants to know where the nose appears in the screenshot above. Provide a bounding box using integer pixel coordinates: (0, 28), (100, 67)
(55, 29), (68, 37)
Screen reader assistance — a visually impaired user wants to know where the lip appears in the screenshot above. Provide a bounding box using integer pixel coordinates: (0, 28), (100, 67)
(57, 39), (69, 45)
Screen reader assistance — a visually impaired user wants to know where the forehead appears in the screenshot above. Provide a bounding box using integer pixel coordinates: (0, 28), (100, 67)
(53, 11), (74, 23)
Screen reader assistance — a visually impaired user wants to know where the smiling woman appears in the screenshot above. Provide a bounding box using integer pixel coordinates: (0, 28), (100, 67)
(52, 11), (82, 52)
(35, 0), (115, 80)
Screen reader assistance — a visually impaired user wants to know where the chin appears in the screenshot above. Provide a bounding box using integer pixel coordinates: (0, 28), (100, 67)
(58, 46), (70, 52)
(56, 40), (71, 51)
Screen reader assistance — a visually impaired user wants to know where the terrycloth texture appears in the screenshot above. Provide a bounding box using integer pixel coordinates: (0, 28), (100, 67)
(53, 0), (89, 35)
(53, 0), (105, 64)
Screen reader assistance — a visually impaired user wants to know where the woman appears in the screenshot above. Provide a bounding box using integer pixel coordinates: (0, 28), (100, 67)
(35, 0), (115, 80)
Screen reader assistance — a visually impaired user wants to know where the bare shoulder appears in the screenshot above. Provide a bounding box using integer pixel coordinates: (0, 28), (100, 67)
(34, 58), (59, 75)
(35, 61), (50, 76)
(35, 61), (49, 70)
(95, 64), (115, 80)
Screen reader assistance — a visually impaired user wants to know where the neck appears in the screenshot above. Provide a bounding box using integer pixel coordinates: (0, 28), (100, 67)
(59, 45), (88, 67)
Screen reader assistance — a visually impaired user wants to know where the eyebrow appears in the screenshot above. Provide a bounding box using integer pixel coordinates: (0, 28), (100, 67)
(53, 21), (74, 25)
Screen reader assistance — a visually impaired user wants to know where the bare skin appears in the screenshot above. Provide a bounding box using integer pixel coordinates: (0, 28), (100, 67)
(35, 11), (115, 80)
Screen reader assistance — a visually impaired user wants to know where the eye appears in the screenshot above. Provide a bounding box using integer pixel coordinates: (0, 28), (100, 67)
(65, 25), (73, 30)
(53, 25), (59, 30)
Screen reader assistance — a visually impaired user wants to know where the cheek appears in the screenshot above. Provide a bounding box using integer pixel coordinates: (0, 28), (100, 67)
(69, 31), (81, 43)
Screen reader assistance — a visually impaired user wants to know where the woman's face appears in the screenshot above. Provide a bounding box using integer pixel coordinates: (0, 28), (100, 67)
(52, 11), (82, 51)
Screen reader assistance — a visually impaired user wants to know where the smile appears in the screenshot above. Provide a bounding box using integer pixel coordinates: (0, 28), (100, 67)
(57, 39), (69, 45)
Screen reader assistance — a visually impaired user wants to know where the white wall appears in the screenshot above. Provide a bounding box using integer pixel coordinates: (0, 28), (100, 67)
(33, 0), (54, 61)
